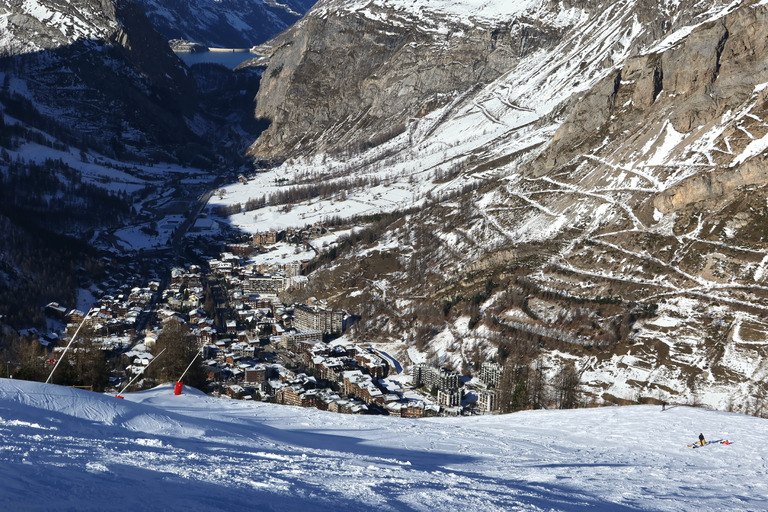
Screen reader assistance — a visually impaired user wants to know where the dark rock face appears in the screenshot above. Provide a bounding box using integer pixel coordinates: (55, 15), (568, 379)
(132, 0), (318, 48)
(541, 2), (768, 208)
(0, 0), (200, 158)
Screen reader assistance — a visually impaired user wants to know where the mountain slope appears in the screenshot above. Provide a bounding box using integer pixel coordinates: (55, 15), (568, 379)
(247, 0), (725, 159)
(226, 0), (768, 412)
(0, 0), (200, 157)
(1, 379), (767, 511)
(133, 0), (318, 48)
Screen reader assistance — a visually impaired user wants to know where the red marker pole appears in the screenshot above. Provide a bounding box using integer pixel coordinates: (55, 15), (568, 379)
(174, 348), (202, 396)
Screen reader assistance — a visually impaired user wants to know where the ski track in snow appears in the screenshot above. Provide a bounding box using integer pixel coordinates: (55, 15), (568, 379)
(1, 379), (767, 511)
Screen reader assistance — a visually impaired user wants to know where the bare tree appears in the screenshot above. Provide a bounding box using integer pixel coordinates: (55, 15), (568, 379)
(11, 337), (48, 382)
(554, 362), (580, 409)
(527, 359), (546, 409)
(146, 322), (206, 389)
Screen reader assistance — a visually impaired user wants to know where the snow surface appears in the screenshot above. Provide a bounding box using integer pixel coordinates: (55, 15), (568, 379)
(324, 0), (583, 28)
(1, 378), (767, 511)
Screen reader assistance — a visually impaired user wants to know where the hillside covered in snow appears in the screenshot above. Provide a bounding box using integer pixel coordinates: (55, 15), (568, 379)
(1, 378), (767, 511)
(213, 0), (768, 414)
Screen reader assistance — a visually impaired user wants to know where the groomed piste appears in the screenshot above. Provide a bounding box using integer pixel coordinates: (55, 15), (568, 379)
(1, 378), (766, 511)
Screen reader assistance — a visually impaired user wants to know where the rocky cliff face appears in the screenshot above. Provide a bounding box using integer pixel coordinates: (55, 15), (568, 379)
(240, 0), (768, 413)
(248, 0), (739, 161)
(248, 0), (566, 158)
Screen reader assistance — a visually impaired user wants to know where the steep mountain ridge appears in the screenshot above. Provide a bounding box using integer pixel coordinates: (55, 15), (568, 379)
(0, 0), (119, 54)
(248, 0), (578, 158)
(248, 0), (732, 159)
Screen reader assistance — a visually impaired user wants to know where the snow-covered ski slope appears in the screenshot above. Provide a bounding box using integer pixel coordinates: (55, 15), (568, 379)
(1, 379), (766, 511)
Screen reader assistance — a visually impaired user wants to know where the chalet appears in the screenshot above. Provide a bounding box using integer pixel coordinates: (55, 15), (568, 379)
(224, 353), (241, 365)
(225, 243), (252, 257)
(144, 332), (159, 348)
(265, 379), (286, 395)
(189, 309), (205, 324)
(355, 351), (389, 378)
(226, 385), (246, 399)
(342, 370), (385, 406)
(314, 358), (345, 382)
(44, 302), (68, 320)
(297, 338), (322, 356)
(328, 399), (368, 415)
(278, 386), (302, 407)
(171, 268), (185, 285)
(329, 339), (356, 358)
(196, 326), (216, 344)
(67, 309), (86, 324)
(401, 401), (425, 418)
(244, 365), (269, 385)
(229, 342), (255, 359)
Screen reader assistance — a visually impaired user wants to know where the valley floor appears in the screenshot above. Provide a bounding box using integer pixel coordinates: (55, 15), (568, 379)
(0, 379), (766, 511)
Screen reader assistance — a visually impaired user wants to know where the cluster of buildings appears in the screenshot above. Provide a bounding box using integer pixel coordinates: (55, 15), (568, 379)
(198, 332), (445, 417)
(209, 252), (308, 298)
(46, 279), (159, 343)
(408, 361), (507, 414)
(163, 266), (203, 311)
(412, 363), (463, 409)
(241, 340), (466, 416)
(37, 242), (506, 417)
(205, 252), (349, 338)
(222, 224), (327, 255)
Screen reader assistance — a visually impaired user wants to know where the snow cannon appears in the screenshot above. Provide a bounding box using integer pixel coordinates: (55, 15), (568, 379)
(174, 381), (184, 395)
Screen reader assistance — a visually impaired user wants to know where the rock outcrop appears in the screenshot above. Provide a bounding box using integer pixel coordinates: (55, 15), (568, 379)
(247, 1), (562, 159)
